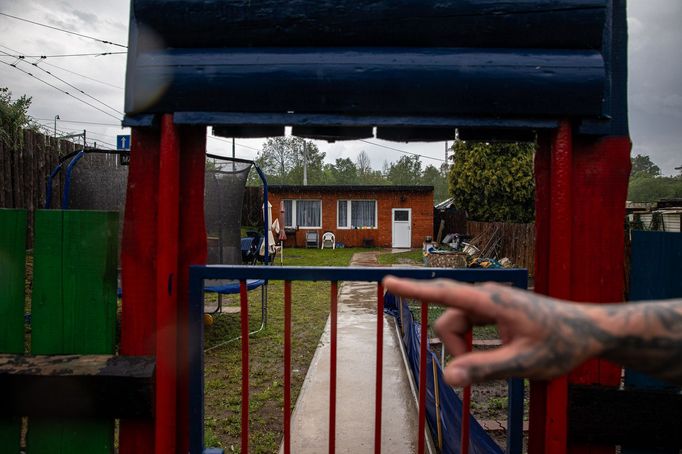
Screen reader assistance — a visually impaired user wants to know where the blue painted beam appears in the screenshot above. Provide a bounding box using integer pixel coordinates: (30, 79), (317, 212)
(192, 265), (528, 287)
(133, 0), (606, 49)
(126, 48), (605, 117)
(171, 112), (559, 130)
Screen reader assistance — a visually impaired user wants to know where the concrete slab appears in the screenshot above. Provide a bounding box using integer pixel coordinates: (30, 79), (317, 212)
(283, 252), (421, 453)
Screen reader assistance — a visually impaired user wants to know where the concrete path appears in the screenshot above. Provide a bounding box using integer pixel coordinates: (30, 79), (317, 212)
(284, 251), (419, 453)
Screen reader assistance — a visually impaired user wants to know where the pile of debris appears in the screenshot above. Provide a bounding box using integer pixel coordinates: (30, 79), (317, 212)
(423, 224), (515, 269)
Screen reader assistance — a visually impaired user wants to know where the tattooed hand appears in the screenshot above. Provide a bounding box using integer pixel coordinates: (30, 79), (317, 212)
(382, 277), (682, 387)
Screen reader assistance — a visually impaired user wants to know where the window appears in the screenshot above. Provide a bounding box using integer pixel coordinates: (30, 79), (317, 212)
(283, 199), (321, 228)
(296, 200), (321, 228)
(338, 200), (377, 228)
(283, 200), (293, 227)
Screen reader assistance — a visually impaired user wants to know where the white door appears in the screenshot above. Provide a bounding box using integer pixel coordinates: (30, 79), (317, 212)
(392, 208), (411, 248)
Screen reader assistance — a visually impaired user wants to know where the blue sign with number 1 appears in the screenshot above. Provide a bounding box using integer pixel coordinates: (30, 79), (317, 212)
(117, 135), (131, 150)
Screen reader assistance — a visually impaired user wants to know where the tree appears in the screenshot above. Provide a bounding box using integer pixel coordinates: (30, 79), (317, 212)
(448, 140), (535, 222)
(631, 154), (661, 178)
(0, 87), (33, 147)
(324, 157), (358, 184)
(628, 175), (682, 202)
(356, 150), (372, 176)
(252, 137), (325, 184)
(386, 155), (422, 185)
(421, 163), (449, 203)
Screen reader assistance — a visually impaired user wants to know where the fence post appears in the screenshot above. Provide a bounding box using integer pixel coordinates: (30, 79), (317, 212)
(0, 209), (27, 451)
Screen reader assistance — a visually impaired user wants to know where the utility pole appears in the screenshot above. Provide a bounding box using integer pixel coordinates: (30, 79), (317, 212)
(53, 114), (59, 139)
(232, 137), (235, 159)
(303, 140), (308, 185)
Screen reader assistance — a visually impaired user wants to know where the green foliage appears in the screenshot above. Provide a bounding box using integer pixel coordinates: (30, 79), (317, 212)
(628, 174), (682, 202)
(448, 140), (535, 222)
(251, 137), (325, 185)
(421, 163), (450, 203)
(631, 154), (661, 178)
(627, 154), (682, 202)
(386, 155), (422, 185)
(0, 87), (33, 147)
(323, 157), (358, 184)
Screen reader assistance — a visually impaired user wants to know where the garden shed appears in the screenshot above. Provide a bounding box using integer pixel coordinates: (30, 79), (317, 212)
(268, 185), (433, 248)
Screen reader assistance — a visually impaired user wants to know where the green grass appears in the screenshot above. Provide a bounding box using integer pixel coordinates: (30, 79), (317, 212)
(202, 247), (373, 453)
(376, 249), (424, 266)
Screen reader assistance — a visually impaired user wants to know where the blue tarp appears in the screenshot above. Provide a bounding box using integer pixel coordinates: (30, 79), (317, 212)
(385, 292), (503, 454)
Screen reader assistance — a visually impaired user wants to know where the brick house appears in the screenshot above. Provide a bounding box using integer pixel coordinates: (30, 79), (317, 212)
(268, 185), (434, 248)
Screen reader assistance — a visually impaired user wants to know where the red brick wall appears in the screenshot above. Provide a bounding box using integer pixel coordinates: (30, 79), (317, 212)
(268, 188), (433, 248)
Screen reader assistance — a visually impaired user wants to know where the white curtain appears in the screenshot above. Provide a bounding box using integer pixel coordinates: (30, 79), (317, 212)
(351, 201), (375, 227)
(338, 201), (348, 227)
(296, 200), (321, 227)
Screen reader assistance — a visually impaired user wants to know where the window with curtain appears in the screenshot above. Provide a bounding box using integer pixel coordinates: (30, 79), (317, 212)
(351, 200), (376, 227)
(283, 200), (293, 227)
(337, 200), (348, 227)
(296, 200), (321, 227)
(338, 200), (376, 228)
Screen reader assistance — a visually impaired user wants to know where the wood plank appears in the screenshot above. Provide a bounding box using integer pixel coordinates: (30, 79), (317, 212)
(128, 49), (605, 118)
(119, 127), (161, 452)
(0, 354), (154, 419)
(0, 209), (27, 453)
(133, 0), (606, 49)
(30, 209), (119, 454)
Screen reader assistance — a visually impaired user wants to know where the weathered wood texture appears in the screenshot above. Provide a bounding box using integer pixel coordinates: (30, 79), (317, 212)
(0, 209), (26, 454)
(0, 129), (77, 247)
(29, 210), (119, 453)
(133, 0), (607, 49)
(128, 49), (605, 117)
(0, 354), (154, 419)
(466, 221), (535, 275)
(568, 385), (682, 448)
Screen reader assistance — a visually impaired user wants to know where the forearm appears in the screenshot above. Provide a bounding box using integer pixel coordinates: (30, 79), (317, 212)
(590, 300), (682, 384)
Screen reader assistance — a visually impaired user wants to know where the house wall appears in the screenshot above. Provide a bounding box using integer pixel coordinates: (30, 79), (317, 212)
(268, 188), (433, 248)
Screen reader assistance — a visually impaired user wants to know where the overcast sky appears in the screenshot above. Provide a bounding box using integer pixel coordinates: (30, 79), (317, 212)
(0, 1), (680, 175)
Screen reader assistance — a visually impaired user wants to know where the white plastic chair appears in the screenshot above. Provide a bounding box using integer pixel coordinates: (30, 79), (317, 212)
(321, 231), (336, 249)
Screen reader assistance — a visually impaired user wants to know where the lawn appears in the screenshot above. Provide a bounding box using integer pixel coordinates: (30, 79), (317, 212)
(376, 249), (424, 266)
(202, 247), (373, 452)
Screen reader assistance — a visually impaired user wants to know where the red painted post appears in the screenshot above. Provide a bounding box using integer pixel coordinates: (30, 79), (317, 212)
(329, 281), (338, 454)
(417, 301), (428, 454)
(544, 120), (573, 454)
(374, 283), (384, 454)
(528, 133), (552, 454)
(460, 329), (473, 454)
(120, 127), (160, 452)
(531, 123), (631, 454)
(240, 279), (250, 453)
(176, 125), (207, 452)
(284, 281), (292, 454)
(155, 114), (181, 454)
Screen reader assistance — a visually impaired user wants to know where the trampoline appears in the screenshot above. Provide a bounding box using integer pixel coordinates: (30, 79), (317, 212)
(46, 149), (273, 335)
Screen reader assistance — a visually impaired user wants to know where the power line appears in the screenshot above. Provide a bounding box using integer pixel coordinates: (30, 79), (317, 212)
(1, 50), (124, 116)
(208, 135), (261, 152)
(0, 57), (122, 121)
(32, 117), (122, 127)
(0, 44), (124, 90)
(0, 51), (126, 58)
(0, 12), (127, 48)
(357, 139), (445, 162)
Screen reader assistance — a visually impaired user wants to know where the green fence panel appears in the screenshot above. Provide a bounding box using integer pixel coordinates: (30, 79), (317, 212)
(29, 210), (119, 454)
(0, 209), (27, 453)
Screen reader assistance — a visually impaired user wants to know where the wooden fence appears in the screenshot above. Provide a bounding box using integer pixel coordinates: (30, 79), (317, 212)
(0, 129), (78, 246)
(466, 220), (535, 275)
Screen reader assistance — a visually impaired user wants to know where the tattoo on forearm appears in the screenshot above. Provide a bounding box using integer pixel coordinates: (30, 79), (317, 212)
(466, 287), (682, 385)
